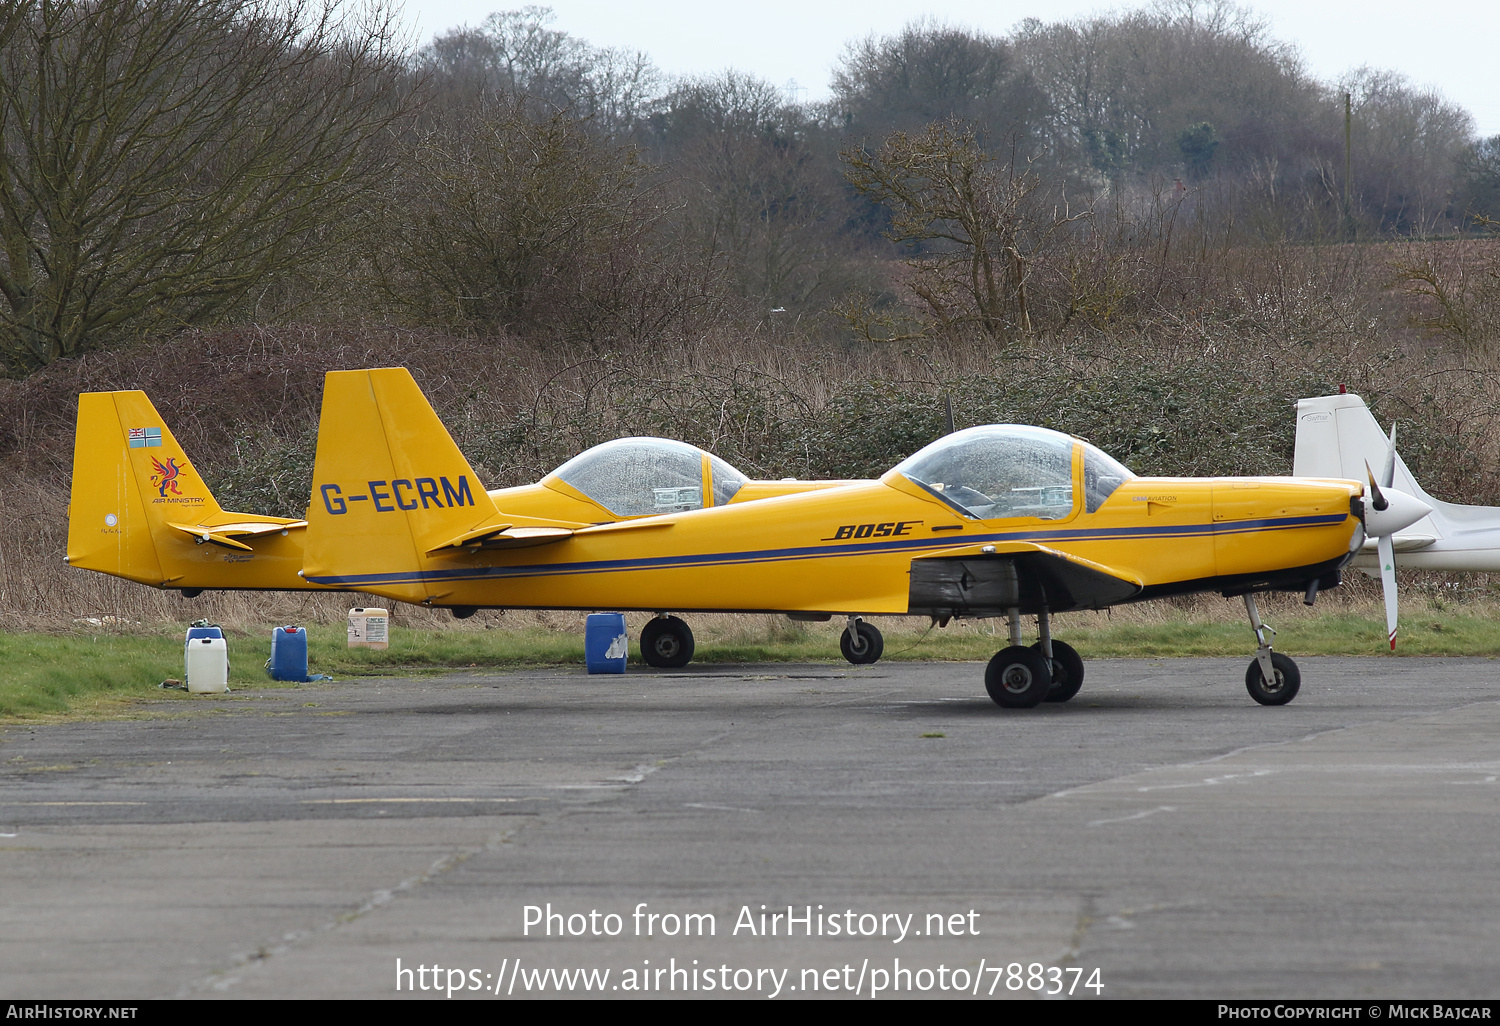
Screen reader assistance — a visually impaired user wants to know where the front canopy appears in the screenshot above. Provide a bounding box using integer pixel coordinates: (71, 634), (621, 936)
(893, 425), (1134, 519)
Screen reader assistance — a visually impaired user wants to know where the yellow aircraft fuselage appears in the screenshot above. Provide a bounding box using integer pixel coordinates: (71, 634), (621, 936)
(289, 369), (1362, 618)
(302, 471), (1361, 615)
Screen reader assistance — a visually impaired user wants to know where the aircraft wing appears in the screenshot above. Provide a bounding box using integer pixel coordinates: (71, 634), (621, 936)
(910, 541), (1143, 615)
(426, 514), (677, 555)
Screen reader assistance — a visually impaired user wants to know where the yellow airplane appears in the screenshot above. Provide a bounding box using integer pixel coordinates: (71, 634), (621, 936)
(284, 368), (1368, 707)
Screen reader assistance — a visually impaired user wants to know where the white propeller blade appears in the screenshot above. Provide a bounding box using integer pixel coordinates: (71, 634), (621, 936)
(1363, 424), (1421, 653)
(1380, 423), (1397, 490)
(1378, 533), (1398, 650)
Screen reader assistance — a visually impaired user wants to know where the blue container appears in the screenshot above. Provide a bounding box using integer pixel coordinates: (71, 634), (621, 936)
(268, 625), (309, 682)
(184, 626), (223, 680)
(584, 613), (628, 674)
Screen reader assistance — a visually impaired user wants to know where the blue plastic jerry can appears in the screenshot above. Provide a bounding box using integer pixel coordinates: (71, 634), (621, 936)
(584, 613), (628, 674)
(269, 625), (309, 682)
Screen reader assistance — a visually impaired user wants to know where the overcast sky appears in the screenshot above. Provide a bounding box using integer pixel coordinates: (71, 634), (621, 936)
(398, 1), (1500, 138)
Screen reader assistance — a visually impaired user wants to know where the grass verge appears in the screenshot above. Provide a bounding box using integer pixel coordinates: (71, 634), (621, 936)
(5, 609), (1500, 719)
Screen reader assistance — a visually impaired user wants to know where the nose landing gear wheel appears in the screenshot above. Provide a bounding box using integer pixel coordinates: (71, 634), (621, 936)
(1245, 652), (1300, 705)
(1032, 639), (1085, 703)
(840, 620), (884, 664)
(985, 646), (1053, 708)
(641, 616), (695, 668)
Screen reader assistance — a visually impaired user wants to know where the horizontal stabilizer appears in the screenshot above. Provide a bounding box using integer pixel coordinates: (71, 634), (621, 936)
(425, 509), (678, 555)
(1361, 534), (1437, 553)
(167, 519), (307, 551)
(574, 519), (677, 536)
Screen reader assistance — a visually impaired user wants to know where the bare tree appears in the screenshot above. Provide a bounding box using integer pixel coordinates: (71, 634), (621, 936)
(380, 95), (673, 339)
(830, 18), (1044, 147)
(1338, 67), (1474, 234)
(0, 0), (409, 376)
(419, 6), (659, 137)
(1013, 0), (1318, 185)
(645, 72), (853, 311)
(843, 119), (1088, 339)
(1455, 136), (1500, 223)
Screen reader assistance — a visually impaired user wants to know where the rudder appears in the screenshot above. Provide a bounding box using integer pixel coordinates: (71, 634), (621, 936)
(303, 368), (501, 594)
(68, 391), (226, 585)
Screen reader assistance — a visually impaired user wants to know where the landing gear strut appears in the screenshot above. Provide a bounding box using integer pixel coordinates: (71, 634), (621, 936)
(841, 616), (884, 664)
(986, 606), (1084, 708)
(1032, 606), (1084, 703)
(1243, 594), (1300, 705)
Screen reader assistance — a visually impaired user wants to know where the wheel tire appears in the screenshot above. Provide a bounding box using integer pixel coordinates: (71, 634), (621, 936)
(1034, 640), (1085, 703)
(1245, 652), (1301, 705)
(840, 621), (884, 665)
(985, 646), (1054, 708)
(641, 616), (695, 668)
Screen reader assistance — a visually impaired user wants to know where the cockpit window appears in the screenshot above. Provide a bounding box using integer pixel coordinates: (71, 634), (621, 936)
(895, 426), (1077, 520)
(1083, 444), (1135, 513)
(552, 438), (704, 516)
(549, 437), (750, 517)
(708, 453), (747, 505)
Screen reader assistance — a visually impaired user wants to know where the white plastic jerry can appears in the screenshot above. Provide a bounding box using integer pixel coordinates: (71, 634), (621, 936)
(347, 607), (389, 650)
(185, 637), (229, 694)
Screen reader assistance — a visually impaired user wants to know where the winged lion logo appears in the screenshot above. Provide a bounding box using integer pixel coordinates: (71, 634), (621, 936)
(150, 456), (186, 498)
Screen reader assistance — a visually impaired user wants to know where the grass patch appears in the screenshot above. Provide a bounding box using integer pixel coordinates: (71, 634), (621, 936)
(6, 607), (1500, 719)
(0, 632), (259, 719)
(0, 626), (590, 719)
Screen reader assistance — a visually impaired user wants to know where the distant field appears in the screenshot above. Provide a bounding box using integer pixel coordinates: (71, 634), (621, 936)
(5, 605), (1500, 719)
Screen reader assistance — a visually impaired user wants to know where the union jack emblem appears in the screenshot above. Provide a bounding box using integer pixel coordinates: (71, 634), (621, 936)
(129, 427), (162, 448)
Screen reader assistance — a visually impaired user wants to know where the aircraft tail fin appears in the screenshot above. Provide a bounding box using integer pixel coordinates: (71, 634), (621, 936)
(68, 391), (232, 585)
(1293, 393), (1430, 500)
(68, 392), (308, 586)
(302, 368), (505, 593)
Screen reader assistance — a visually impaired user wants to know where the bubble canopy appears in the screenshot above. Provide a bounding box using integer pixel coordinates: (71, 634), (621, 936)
(547, 437), (748, 517)
(892, 425), (1135, 520)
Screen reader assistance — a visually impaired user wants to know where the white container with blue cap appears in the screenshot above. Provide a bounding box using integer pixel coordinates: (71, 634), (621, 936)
(186, 637), (229, 694)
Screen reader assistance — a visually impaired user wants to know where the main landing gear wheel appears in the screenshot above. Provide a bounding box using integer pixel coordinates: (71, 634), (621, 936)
(1033, 639), (1085, 703)
(985, 646), (1053, 708)
(1245, 652), (1300, 706)
(840, 620), (884, 664)
(641, 616), (695, 668)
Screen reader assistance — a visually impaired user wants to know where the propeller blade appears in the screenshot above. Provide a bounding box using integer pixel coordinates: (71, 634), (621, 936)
(1380, 423), (1397, 490)
(1364, 460), (1388, 511)
(1378, 533), (1398, 651)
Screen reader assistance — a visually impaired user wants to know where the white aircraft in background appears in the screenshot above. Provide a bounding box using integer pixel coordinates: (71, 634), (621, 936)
(1294, 391), (1500, 648)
